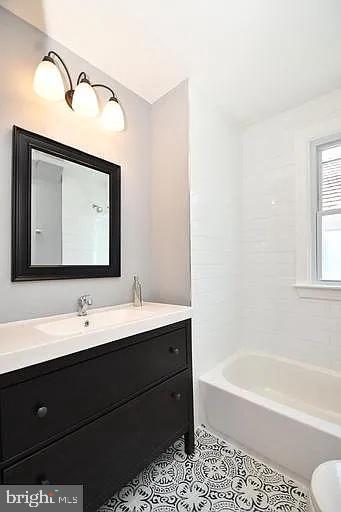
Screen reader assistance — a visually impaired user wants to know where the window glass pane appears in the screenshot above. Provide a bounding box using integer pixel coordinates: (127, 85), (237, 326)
(320, 145), (341, 211)
(321, 145), (341, 162)
(321, 213), (341, 281)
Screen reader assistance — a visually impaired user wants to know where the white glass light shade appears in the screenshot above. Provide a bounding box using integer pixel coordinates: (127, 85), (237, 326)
(33, 58), (65, 101)
(101, 98), (125, 132)
(72, 80), (99, 117)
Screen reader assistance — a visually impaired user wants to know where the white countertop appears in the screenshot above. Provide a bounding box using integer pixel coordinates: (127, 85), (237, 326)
(0, 302), (192, 375)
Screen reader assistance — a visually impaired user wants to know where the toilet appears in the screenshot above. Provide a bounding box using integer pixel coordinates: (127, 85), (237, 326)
(310, 461), (341, 512)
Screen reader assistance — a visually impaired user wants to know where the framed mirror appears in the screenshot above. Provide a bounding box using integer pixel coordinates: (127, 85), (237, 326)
(12, 126), (121, 281)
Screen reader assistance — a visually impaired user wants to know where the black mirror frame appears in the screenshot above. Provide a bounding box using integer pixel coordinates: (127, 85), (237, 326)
(12, 126), (121, 281)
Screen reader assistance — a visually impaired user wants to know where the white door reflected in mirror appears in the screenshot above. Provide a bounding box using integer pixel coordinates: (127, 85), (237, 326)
(31, 149), (110, 266)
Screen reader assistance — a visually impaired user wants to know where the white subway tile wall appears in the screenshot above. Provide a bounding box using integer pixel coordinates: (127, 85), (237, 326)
(240, 88), (341, 372)
(189, 85), (242, 423)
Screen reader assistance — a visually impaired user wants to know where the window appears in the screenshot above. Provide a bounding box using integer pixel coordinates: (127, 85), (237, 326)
(315, 139), (341, 283)
(294, 126), (341, 299)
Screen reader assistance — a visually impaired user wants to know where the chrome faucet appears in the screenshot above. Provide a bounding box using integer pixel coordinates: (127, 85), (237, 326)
(78, 294), (93, 316)
(133, 276), (143, 307)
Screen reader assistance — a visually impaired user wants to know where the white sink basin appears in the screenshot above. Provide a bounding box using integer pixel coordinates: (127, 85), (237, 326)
(0, 302), (192, 375)
(36, 307), (155, 337)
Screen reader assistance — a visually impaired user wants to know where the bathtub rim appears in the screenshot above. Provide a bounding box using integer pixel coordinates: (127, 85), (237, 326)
(200, 351), (341, 440)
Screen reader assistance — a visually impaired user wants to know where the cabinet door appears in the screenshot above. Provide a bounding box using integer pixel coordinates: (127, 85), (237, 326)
(3, 371), (190, 511)
(1, 328), (187, 459)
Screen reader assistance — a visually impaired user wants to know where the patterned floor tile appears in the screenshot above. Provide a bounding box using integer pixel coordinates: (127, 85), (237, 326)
(98, 426), (309, 512)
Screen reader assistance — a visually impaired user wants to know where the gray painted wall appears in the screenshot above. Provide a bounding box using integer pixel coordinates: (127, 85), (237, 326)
(0, 7), (152, 322)
(150, 82), (191, 305)
(31, 160), (63, 265)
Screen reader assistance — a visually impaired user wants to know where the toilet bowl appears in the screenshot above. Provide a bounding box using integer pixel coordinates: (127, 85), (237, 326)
(310, 460), (341, 512)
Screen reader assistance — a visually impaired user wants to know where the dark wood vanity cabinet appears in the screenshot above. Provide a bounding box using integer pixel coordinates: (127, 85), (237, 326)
(0, 320), (194, 511)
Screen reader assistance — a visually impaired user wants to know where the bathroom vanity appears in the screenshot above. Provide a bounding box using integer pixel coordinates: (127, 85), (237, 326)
(0, 303), (193, 511)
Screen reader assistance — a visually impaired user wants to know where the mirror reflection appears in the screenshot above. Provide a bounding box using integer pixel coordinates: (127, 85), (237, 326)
(31, 149), (110, 266)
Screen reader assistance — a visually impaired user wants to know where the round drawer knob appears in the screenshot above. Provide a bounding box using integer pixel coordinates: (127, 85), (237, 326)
(172, 392), (182, 401)
(40, 479), (50, 485)
(169, 347), (180, 355)
(36, 406), (48, 418)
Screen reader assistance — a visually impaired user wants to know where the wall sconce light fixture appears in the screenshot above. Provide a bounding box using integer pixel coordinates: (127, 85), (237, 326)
(33, 51), (125, 132)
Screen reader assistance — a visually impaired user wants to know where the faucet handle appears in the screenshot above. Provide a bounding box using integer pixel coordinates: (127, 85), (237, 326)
(79, 294), (92, 305)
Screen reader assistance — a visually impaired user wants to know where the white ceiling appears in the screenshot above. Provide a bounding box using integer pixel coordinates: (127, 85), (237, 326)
(2, 0), (341, 124)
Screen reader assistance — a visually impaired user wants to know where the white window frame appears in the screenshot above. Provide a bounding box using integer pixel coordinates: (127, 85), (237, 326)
(314, 138), (341, 284)
(294, 124), (341, 300)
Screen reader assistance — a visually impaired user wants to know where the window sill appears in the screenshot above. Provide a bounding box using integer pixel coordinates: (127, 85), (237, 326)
(294, 282), (341, 300)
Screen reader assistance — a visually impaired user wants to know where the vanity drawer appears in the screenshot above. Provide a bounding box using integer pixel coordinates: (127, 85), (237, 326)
(0, 328), (187, 459)
(3, 371), (190, 511)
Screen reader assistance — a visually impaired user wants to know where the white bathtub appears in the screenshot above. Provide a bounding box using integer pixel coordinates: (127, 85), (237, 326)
(200, 352), (341, 481)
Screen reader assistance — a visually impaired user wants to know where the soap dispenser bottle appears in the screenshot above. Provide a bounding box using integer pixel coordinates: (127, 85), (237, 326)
(133, 275), (143, 307)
